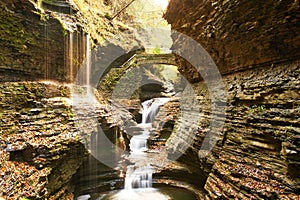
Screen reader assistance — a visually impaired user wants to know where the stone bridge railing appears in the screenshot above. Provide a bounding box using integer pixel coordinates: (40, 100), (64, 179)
(119, 53), (177, 72)
(134, 53), (177, 66)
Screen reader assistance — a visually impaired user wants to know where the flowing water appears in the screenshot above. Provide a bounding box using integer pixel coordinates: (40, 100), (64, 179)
(99, 187), (197, 200)
(69, 32), (74, 82)
(86, 34), (91, 86)
(75, 33), (91, 86)
(124, 165), (152, 189)
(76, 97), (198, 200)
(124, 97), (170, 190)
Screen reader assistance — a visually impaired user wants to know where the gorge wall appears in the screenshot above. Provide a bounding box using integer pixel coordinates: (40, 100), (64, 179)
(0, 0), (140, 199)
(0, 0), (143, 83)
(164, 0), (300, 199)
(1, 0), (299, 199)
(0, 81), (134, 199)
(165, 0), (300, 81)
(0, 0), (89, 82)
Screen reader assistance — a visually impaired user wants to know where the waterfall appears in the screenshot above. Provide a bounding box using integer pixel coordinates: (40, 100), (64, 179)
(86, 34), (91, 86)
(124, 97), (170, 190)
(75, 33), (91, 86)
(130, 97), (170, 154)
(44, 23), (49, 80)
(141, 99), (154, 124)
(141, 98), (170, 124)
(69, 32), (74, 82)
(129, 131), (148, 153)
(124, 166), (153, 190)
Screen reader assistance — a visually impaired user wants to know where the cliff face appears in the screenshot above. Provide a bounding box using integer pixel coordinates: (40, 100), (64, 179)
(0, 0), (143, 83)
(0, 0), (142, 198)
(165, 0), (300, 199)
(166, 61), (300, 199)
(0, 82), (85, 199)
(165, 0), (300, 81)
(0, 82), (133, 199)
(0, 0), (88, 82)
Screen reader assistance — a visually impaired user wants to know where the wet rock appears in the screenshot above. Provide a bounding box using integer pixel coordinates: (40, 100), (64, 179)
(0, 0), (88, 82)
(0, 82), (133, 199)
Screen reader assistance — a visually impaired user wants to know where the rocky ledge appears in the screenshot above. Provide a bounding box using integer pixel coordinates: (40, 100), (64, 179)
(165, 0), (300, 199)
(0, 82), (133, 199)
(166, 60), (300, 199)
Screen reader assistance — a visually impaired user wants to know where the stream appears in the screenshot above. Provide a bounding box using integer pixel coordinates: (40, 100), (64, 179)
(124, 98), (170, 190)
(77, 97), (198, 200)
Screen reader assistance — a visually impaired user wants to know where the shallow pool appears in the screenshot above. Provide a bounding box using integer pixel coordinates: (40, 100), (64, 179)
(97, 186), (198, 200)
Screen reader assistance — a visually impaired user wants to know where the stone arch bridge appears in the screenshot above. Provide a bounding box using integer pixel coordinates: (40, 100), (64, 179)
(96, 53), (177, 88)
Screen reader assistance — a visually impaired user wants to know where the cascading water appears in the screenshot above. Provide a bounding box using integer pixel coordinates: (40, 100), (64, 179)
(124, 97), (170, 190)
(69, 32), (74, 82)
(130, 98), (170, 154)
(141, 99), (154, 124)
(124, 166), (153, 189)
(75, 95), (198, 200)
(86, 34), (91, 86)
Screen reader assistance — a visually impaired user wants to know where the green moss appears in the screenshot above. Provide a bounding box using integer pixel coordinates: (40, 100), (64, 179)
(51, 12), (69, 36)
(103, 69), (121, 90)
(248, 104), (266, 114)
(0, 9), (40, 56)
(32, 10), (48, 22)
(105, 13), (113, 20)
(42, 0), (56, 4)
(149, 45), (161, 54)
(20, 197), (30, 200)
(59, 86), (71, 97)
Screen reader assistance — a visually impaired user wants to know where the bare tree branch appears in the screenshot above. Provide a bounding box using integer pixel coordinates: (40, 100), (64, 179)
(111, 0), (136, 20)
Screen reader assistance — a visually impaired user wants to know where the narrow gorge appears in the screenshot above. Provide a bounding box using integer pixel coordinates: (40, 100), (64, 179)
(0, 0), (299, 199)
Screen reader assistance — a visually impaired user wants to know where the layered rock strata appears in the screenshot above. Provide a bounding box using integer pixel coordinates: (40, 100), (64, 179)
(0, 82), (132, 199)
(165, 0), (300, 199)
(165, 0), (300, 82)
(0, 0), (143, 83)
(0, 0), (88, 82)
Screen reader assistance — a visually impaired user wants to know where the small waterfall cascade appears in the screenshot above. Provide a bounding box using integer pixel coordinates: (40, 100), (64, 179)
(86, 34), (91, 86)
(129, 130), (149, 153)
(69, 32), (74, 82)
(124, 97), (170, 190)
(130, 97), (170, 154)
(141, 98), (170, 124)
(75, 34), (91, 87)
(124, 166), (153, 190)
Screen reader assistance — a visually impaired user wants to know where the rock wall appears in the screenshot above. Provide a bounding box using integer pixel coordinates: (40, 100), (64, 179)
(0, 82), (133, 199)
(0, 82), (84, 199)
(0, 0), (143, 83)
(0, 0), (88, 82)
(167, 61), (300, 199)
(0, 1), (143, 198)
(165, 0), (300, 81)
(165, 0), (300, 199)
(71, 0), (144, 87)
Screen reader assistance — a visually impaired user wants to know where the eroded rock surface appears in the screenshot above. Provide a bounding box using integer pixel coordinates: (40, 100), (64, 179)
(165, 0), (300, 199)
(165, 0), (300, 81)
(0, 0), (88, 82)
(0, 82), (133, 199)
